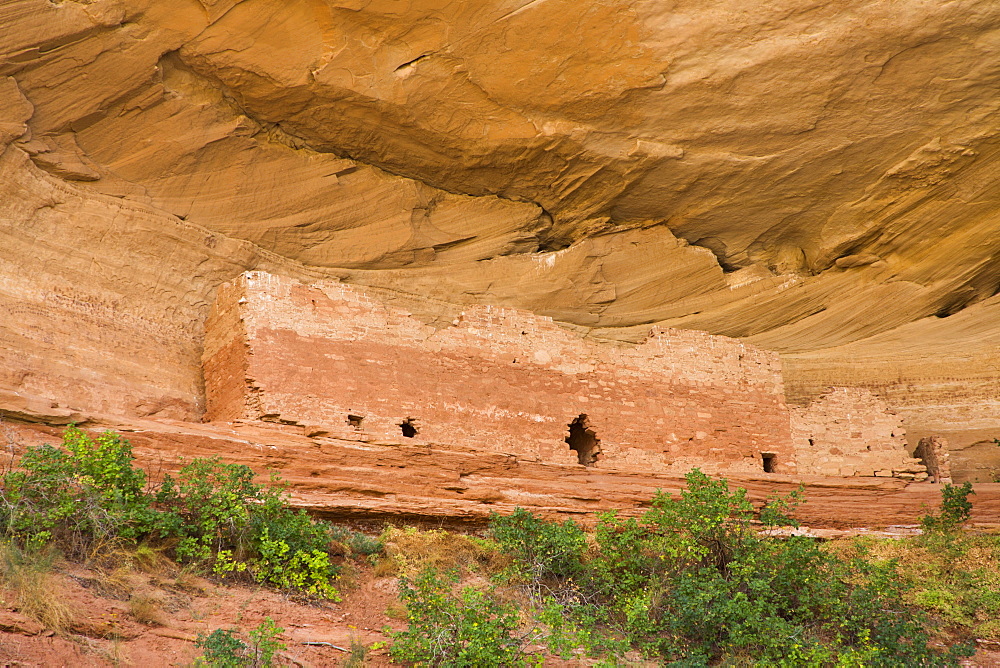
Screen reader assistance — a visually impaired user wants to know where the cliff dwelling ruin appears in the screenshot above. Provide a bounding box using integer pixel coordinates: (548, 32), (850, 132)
(0, 0), (998, 539)
(203, 271), (928, 480)
(2, 10), (1000, 664)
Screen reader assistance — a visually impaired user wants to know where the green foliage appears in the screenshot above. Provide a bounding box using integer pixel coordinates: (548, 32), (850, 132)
(160, 457), (261, 563)
(247, 618), (286, 667)
(329, 525), (384, 557)
(533, 598), (606, 660)
(0, 426), (158, 553)
(0, 427), (343, 599)
(195, 617), (286, 667)
(489, 508), (586, 596)
(390, 568), (525, 667)
(487, 469), (972, 666)
(196, 628), (246, 668)
(921, 482), (975, 533)
(157, 459), (339, 599)
(856, 531), (1000, 642)
(253, 527), (339, 599)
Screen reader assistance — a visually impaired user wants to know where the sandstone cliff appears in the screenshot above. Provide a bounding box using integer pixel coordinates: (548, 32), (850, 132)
(2, 0), (999, 476)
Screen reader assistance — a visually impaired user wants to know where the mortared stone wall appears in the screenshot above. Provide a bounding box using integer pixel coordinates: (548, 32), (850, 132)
(203, 272), (796, 475)
(790, 388), (927, 480)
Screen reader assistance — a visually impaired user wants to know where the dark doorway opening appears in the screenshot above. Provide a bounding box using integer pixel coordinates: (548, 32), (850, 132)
(762, 453), (776, 473)
(566, 415), (601, 466)
(347, 414), (364, 429)
(400, 418), (418, 438)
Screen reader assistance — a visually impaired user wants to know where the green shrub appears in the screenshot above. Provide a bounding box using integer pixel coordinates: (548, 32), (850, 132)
(329, 525), (384, 557)
(158, 457), (262, 563)
(489, 508), (585, 598)
(252, 527), (339, 599)
(921, 482), (975, 533)
(495, 470), (972, 666)
(195, 617), (286, 667)
(0, 426), (157, 553)
(390, 568), (525, 667)
(158, 458), (339, 598)
(0, 427), (341, 599)
(196, 628), (246, 668)
(853, 531), (1000, 642)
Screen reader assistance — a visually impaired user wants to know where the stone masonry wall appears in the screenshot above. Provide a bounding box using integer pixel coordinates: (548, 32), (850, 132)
(914, 436), (953, 484)
(203, 272), (795, 475)
(790, 388), (927, 480)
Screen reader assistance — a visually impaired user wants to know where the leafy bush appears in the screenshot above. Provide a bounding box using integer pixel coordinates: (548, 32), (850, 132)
(158, 457), (262, 563)
(251, 527), (339, 598)
(196, 628), (246, 668)
(487, 469), (973, 666)
(0, 427), (342, 599)
(490, 508), (586, 592)
(329, 525), (384, 558)
(0, 427), (157, 553)
(159, 457), (339, 599)
(844, 531), (1000, 642)
(921, 482), (975, 533)
(195, 617), (286, 667)
(390, 568), (525, 667)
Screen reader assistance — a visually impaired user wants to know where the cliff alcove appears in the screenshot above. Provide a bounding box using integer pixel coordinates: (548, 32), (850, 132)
(2, 5), (1000, 665)
(0, 0), (998, 497)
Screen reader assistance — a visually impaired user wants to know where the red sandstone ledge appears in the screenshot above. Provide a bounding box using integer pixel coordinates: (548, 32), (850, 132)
(7, 419), (996, 530)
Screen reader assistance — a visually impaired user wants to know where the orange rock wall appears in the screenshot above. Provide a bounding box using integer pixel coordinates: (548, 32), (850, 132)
(204, 272), (794, 474)
(0, 146), (343, 424)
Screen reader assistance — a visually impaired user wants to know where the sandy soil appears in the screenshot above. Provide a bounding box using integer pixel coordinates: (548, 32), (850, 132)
(0, 558), (403, 668)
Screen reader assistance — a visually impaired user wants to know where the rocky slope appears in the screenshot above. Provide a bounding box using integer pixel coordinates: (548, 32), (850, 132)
(1, 0), (999, 467)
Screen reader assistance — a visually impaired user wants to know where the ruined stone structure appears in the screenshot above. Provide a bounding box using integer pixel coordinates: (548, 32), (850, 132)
(790, 388), (928, 480)
(204, 272), (793, 475)
(203, 272), (926, 479)
(914, 436), (953, 484)
(4, 0), (999, 484)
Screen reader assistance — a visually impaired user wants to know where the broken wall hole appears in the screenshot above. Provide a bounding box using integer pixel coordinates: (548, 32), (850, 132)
(762, 453), (776, 473)
(347, 414), (364, 429)
(400, 418), (418, 438)
(566, 414), (601, 466)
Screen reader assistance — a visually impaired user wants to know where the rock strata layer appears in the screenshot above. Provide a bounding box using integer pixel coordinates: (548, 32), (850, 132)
(6, 420), (998, 531)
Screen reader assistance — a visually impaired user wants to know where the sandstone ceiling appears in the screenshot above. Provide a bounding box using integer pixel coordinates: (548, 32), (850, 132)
(1, 0), (999, 452)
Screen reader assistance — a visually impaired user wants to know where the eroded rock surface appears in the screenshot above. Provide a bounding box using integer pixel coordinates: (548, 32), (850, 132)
(1, 0), (999, 483)
(7, 420), (998, 530)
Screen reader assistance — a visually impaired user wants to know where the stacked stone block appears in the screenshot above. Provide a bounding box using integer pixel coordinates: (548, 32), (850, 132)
(914, 436), (953, 484)
(790, 388), (927, 480)
(203, 272), (795, 475)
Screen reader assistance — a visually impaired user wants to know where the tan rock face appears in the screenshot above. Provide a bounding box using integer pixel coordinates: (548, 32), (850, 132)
(1, 0), (999, 457)
(0, 145), (340, 421)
